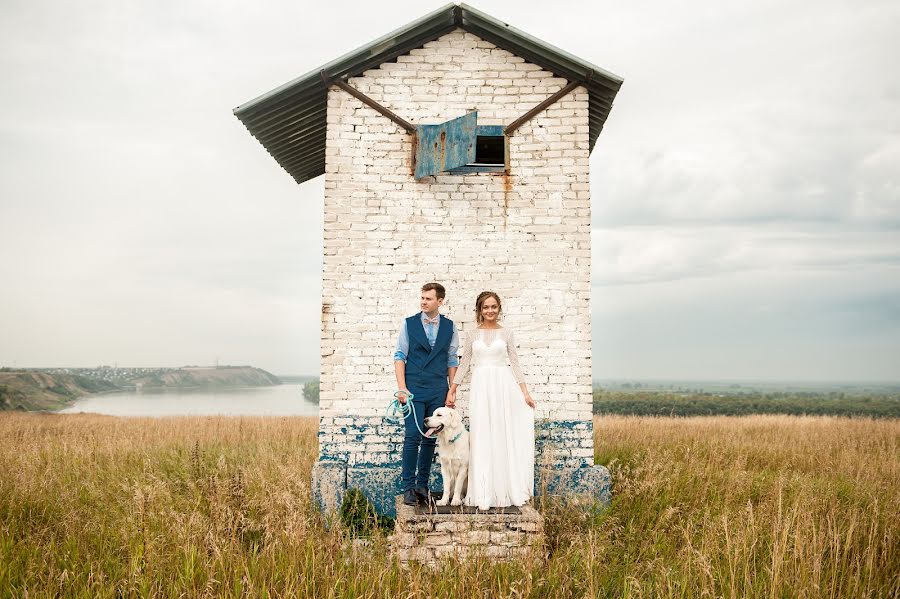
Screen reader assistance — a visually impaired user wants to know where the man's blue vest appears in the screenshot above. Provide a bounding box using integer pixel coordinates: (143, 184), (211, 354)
(404, 313), (453, 398)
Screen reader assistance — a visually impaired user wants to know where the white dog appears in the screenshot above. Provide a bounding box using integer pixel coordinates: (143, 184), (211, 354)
(424, 407), (470, 506)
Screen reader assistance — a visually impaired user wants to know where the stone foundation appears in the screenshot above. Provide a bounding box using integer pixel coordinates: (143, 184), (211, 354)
(392, 497), (544, 566)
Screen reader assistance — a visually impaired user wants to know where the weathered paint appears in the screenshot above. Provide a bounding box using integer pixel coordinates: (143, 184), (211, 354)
(445, 165), (505, 175)
(476, 125), (504, 137)
(312, 417), (611, 518)
(414, 111), (477, 179)
(311, 460), (347, 513)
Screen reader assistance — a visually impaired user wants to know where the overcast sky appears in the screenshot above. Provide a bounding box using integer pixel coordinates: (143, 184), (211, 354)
(1, 0), (898, 380)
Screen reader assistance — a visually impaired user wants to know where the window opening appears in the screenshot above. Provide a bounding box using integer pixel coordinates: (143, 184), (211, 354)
(414, 114), (507, 178)
(471, 135), (505, 166)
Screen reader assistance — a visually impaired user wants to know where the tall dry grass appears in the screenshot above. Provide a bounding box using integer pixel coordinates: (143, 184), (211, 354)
(0, 413), (896, 598)
(591, 415), (898, 598)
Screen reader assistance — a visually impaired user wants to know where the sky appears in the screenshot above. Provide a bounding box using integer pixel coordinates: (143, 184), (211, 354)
(1, 0), (898, 380)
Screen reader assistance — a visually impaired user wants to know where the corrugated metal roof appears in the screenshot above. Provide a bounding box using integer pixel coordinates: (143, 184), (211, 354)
(233, 3), (623, 185)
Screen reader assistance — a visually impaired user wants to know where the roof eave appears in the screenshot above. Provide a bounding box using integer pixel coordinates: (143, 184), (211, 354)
(234, 3), (623, 185)
(459, 4), (622, 91)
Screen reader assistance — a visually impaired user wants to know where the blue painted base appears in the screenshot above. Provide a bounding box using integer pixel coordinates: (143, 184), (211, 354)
(312, 461), (611, 518)
(345, 465), (444, 517)
(312, 418), (610, 518)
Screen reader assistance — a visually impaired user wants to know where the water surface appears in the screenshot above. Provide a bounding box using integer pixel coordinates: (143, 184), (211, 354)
(60, 384), (318, 417)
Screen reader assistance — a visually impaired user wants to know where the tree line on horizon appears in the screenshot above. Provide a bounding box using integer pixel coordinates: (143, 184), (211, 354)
(294, 377), (898, 418)
(593, 389), (900, 418)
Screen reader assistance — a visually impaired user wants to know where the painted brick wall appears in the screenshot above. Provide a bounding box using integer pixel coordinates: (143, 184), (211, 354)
(319, 29), (592, 468)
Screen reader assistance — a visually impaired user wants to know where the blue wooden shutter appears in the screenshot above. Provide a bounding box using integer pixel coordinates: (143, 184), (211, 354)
(414, 112), (477, 179)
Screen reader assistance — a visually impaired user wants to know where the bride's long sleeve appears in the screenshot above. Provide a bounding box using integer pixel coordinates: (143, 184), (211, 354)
(452, 332), (474, 385)
(505, 329), (526, 384)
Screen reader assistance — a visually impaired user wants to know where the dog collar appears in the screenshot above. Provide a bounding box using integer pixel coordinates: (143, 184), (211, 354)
(449, 430), (463, 444)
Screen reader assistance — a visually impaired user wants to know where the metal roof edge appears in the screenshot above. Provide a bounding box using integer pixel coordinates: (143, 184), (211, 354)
(234, 3), (624, 116)
(232, 3), (624, 184)
(458, 4), (623, 88)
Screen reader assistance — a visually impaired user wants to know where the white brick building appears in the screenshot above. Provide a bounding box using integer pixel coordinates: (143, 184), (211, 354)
(234, 4), (623, 516)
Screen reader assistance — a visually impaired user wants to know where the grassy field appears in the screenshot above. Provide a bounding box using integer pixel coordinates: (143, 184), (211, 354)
(0, 413), (897, 598)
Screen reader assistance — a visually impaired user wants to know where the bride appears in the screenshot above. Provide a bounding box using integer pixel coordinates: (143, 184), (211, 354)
(446, 291), (536, 510)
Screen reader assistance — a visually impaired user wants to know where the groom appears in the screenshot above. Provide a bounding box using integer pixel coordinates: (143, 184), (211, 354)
(394, 282), (459, 506)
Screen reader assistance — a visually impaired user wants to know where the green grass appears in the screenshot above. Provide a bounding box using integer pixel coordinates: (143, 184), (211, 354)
(594, 389), (900, 418)
(0, 413), (897, 598)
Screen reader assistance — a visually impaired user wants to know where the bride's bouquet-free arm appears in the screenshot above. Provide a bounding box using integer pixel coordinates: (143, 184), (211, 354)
(446, 328), (535, 409)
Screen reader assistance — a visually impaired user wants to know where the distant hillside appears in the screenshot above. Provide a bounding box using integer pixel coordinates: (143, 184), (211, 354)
(0, 371), (118, 411)
(0, 366), (281, 411)
(130, 366), (281, 389)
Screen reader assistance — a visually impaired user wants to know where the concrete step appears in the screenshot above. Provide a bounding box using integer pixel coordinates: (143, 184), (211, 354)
(391, 495), (544, 566)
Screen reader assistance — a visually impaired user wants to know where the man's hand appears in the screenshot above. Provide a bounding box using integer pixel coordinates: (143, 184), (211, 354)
(397, 389), (409, 405)
(445, 389), (456, 408)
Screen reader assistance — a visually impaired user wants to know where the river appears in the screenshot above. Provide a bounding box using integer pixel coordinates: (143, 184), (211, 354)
(59, 384), (318, 417)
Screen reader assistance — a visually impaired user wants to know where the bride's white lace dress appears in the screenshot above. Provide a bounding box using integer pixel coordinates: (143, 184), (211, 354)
(453, 327), (534, 510)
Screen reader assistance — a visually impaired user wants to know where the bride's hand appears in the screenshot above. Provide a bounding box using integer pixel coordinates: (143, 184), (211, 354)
(524, 392), (535, 409)
(445, 389), (456, 408)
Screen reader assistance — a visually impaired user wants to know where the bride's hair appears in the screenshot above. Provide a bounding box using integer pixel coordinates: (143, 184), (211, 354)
(474, 291), (502, 325)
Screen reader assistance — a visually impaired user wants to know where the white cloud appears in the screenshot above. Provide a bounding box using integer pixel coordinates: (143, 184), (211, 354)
(592, 226), (900, 286)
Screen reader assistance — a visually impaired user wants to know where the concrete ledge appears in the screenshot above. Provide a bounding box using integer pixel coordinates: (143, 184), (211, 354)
(392, 496), (544, 566)
(311, 460), (347, 513)
(314, 461), (445, 517)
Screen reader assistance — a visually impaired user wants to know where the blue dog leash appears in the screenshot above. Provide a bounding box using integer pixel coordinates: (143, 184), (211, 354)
(385, 390), (431, 438)
(385, 391), (465, 443)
